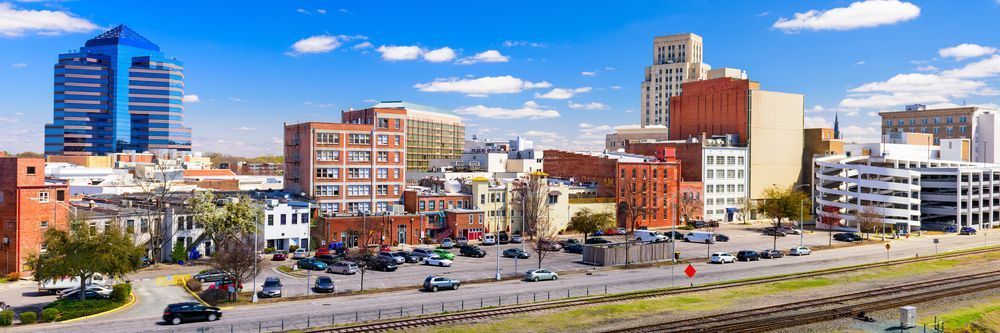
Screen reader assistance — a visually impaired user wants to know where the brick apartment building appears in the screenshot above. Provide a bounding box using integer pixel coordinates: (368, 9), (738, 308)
(284, 116), (407, 216)
(0, 157), (71, 274)
(542, 150), (619, 197)
(312, 214), (428, 247)
(342, 102), (464, 171)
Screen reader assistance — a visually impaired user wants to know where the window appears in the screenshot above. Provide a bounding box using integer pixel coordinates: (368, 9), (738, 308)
(947, 117), (954, 124)
(347, 185), (370, 196)
(317, 150), (339, 161)
(428, 201), (436, 210)
(960, 116), (968, 123)
(377, 152), (389, 162)
(393, 169), (400, 179)
(38, 191), (49, 203)
(548, 195), (558, 204)
(40, 220), (48, 229)
(348, 151), (371, 162)
(394, 135), (401, 145)
(376, 202), (388, 212)
(706, 170), (714, 179)
(394, 152), (400, 163)
(348, 168), (370, 179)
(727, 170), (735, 178)
(316, 168), (339, 178)
(961, 126), (968, 133)
(395, 120), (400, 129)
(280, 214), (287, 225)
(727, 156), (735, 165)
(302, 213), (309, 225)
(349, 134), (370, 144)
(377, 135), (388, 145)
(921, 118), (928, 125)
(56, 190), (65, 202)
(738, 156), (745, 165)
(418, 201), (425, 210)
(377, 185), (389, 195)
(347, 202), (371, 213)
(267, 215), (274, 225)
(898, 120), (904, 126)
(394, 185), (400, 195)
(291, 214), (298, 224)
(316, 133), (340, 144)
(378, 118), (389, 129)
(26, 166), (36, 175)
(885, 120), (892, 126)
(934, 117), (940, 124)
(377, 168), (388, 179)
(706, 157), (714, 165)
(315, 185), (339, 196)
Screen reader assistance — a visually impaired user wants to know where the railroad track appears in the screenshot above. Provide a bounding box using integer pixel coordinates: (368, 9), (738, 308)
(615, 269), (1000, 332)
(305, 246), (1000, 333)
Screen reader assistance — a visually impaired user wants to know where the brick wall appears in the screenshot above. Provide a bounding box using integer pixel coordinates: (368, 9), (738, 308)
(615, 161), (682, 228)
(669, 78), (753, 143)
(542, 150), (618, 197)
(0, 157), (70, 274)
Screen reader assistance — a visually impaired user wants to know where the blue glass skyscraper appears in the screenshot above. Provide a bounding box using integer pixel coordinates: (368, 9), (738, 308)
(45, 25), (191, 156)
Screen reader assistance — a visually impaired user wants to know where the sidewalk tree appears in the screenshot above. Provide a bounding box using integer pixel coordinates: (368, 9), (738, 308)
(209, 235), (262, 288)
(568, 208), (615, 242)
(855, 205), (882, 240)
(617, 176), (647, 268)
(190, 192), (262, 249)
(518, 173), (556, 268)
(758, 186), (811, 250)
(347, 252), (378, 292)
(130, 164), (183, 263)
(28, 222), (144, 300)
(678, 191), (703, 225)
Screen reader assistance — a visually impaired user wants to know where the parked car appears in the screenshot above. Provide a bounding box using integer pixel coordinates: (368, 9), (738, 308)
(271, 251), (288, 261)
(760, 249), (784, 259)
(960, 227), (977, 235)
(714, 234), (730, 242)
(432, 248), (456, 260)
(943, 226), (958, 233)
(634, 230), (668, 243)
(456, 236), (469, 246)
(617, 227), (627, 235)
(736, 250), (760, 261)
(314, 248), (331, 256)
(440, 238), (455, 249)
(423, 276), (460, 292)
(834, 233), (859, 242)
(371, 258), (398, 272)
(424, 255), (454, 267)
(564, 244), (584, 254)
(193, 269), (233, 283)
(525, 269), (559, 282)
(558, 239), (580, 247)
(57, 284), (111, 298)
(327, 261), (358, 275)
(482, 234), (497, 245)
(459, 245), (487, 258)
(537, 240), (562, 251)
(291, 248), (309, 260)
(510, 234), (524, 243)
(688, 220), (708, 229)
(259, 277), (282, 298)
(778, 227), (803, 235)
(763, 228), (788, 237)
(593, 230), (605, 236)
(585, 237), (611, 245)
(603, 228), (619, 235)
(313, 276), (335, 293)
(503, 248), (531, 259)
(379, 252), (406, 264)
(296, 258), (328, 271)
(393, 251), (421, 263)
(710, 252), (736, 264)
(59, 288), (110, 300)
(663, 231), (685, 240)
(498, 232), (510, 244)
(789, 246), (812, 256)
(163, 302), (222, 325)
(314, 254), (341, 265)
(684, 231), (715, 244)
(411, 248), (436, 260)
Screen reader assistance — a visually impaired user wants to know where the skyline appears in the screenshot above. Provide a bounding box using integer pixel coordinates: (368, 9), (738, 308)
(2, 0), (1000, 156)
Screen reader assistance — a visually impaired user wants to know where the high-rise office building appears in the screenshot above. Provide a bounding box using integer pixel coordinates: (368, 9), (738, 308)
(640, 33), (711, 129)
(45, 25), (191, 156)
(343, 101), (464, 171)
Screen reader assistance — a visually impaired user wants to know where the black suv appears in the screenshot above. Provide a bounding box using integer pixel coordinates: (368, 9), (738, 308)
(663, 231), (685, 240)
(393, 251), (421, 263)
(564, 243), (584, 254)
(314, 254), (342, 265)
(459, 245), (487, 258)
(585, 237), (611, 245)
(163, 302), (222, 325)
(833, 233), (862, 242)
(371, 258), (398, 272)
(736, 250), (760, 261)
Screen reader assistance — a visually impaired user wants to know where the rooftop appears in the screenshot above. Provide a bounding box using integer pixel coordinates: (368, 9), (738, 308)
(85, 25), (160, 51)
(372, 101), (453, 115)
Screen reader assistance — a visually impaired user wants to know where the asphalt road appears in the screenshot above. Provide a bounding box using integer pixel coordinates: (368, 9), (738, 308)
(19, 229), (998, 333)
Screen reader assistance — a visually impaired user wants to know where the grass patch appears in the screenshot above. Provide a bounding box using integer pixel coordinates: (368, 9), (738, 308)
(919, 296), (1000, 332)
(43, 298), (127, 321)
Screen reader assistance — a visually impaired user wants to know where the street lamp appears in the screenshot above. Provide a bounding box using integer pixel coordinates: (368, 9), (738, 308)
(792, 184), (810, 248)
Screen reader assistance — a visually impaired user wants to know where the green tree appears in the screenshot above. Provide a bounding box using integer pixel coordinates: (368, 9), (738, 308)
(758, 186), (811, 250)
(568, 208), (616, 242)
(189, 192), (262, 248)
(171, 241), (187, 263)
(28, 223), (144, 300)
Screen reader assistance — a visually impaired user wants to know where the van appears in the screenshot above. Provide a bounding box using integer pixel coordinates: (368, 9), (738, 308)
(482, 234), (496, 245)
(684, 231), (715, 244)
(39, 274), (107, 294)
(634, 230), (668, 243)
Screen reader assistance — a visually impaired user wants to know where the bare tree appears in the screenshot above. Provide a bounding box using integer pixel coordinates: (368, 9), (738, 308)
(209, 235), (262, 288)
(347, 251), (377, 292)
(129, 163), (183, 263)
(735, 198), (756, 225)
(517, 173), (557, 268)
(616, 175), (647, 268)
(678, 191), (703, 225)
(854, 205), (881, 240)
(344, 213), (387, 292)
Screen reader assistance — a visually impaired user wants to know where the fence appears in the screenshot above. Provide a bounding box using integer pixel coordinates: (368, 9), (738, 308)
(582, 241), (674, 266)
(129, 284), (611, 333)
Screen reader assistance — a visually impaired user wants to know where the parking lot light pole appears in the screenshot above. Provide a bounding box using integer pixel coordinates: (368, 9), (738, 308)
(799, 199), (805, 247)
(252, 215), (259, 303)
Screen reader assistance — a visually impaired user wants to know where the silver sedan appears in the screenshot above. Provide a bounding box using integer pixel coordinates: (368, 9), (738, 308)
(524, 269), (558, 282)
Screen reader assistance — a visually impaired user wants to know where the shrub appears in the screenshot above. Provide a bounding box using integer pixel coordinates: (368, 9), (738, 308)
(110, 283), (131, 303)
(43, 299), (120, 321)
(0, 310), (12, 326)
(198, 288), (228, 306)
(4, 272), (19, 282)
(171, 241), (187, 263)
(288, 245), (300, 253)
(41, 308), (59, 322)
(19, 311), (36, 324)
(263, 247), (276, 254)
(185, 279), (202, 292)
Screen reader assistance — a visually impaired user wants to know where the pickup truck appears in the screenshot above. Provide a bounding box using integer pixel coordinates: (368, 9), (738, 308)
(38, 274), (107, 294)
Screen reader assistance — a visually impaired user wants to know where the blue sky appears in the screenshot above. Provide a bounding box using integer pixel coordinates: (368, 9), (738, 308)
(2, 0), (1000, 156)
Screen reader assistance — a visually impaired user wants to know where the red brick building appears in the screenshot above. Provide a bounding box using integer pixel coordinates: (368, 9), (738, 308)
(312, 214), (428, 248)
(284, 113), (406, 215)
(542, 150), (620, 197)
(0, 157), (71, 274)
(616, 160), (682, 228)
(443, 209), (486, 241)
(668, 78), (756, 143)
(626, 140), (704, 182)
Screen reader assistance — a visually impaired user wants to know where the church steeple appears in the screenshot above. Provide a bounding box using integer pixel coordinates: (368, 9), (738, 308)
(833, 112), (841, 139)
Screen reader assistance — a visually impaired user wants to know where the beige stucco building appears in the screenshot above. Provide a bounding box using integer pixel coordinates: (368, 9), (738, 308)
(640, 33), (710, 129)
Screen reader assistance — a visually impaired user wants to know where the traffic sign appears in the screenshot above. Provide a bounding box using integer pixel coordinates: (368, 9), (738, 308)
(933, 238), (940, 244)
(885, 243), (892, 250)
(684, 264), (696, 278)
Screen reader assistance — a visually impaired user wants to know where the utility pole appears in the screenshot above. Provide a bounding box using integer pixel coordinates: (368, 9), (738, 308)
(252, 213), (259, 303)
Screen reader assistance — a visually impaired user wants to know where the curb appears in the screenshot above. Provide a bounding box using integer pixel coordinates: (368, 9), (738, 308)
(61, 293), (137, 323)
(180, 277), (235, 310)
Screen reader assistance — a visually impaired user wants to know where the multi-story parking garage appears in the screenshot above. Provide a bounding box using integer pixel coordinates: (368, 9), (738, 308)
(814, 155), (1000, 232)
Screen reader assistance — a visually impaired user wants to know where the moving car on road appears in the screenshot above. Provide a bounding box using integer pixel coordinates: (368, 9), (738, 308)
(833, 233), (862, 242)
(789, 246), (812, 256)
(503, 248), (531, 259)
(432, 248), (456, 260)
(163, 302), (222, 325)
(459, 245), (487, 258)
(736, 250), (760, 261)
(960, 227), (977, 235)
(327, 261), (358, 275)
(259, 277), (282, 298)
(760, 249), (784, 259)
(296, 258), (328, 271)
(714, 234), (730, 242)
(424, 255), (454, 267)
(710, 252), (736, 264)
(423, 276), (460, 292)
(313, 276), (335, 293)
(525, 269), (559, 282)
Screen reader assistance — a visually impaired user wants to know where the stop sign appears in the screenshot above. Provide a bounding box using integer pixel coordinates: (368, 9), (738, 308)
(684, 264), (697, 278)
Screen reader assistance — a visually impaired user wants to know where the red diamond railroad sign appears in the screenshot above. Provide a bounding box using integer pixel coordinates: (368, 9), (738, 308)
(684, 264), (697, 278)
(885, 243), (892, 250)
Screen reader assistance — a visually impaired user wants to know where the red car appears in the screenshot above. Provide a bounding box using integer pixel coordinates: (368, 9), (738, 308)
(603, 229), (619, 235)
(315, 248), (331, 256)
(271, 251), (288, 261)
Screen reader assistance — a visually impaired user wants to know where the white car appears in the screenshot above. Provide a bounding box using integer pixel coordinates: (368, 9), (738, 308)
(482, 234), (496, 246)
(58, 284), (111, 298)
(709, 252), (736, 264)
(789, 246), (812, 256)
(291, 248), (308, 260)
(423, 255), (454, 267)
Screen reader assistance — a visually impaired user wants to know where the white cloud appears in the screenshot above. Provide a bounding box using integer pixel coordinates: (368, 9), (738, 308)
(296, 8), (310, 14)
(604, 67), (615, 71)
(756, 12), (771, 17)
(939, 43), (997, 60)
(232, 126), (256, 131)
(503, 40), (545, 48)
(578, 122), (594, 128)
(523, 130), (563, 139)
(581, 71), (596, 76)
(287, 35), (365, 56)
(941, 55), (1000, 78)
(422, 47), (456, 63)
(304, 102), (336, 108)
(839, 73), (996, 108)
(415, 76), (551, 97)
(855, 60), (866, 65)
(610, 85), (622, 90)
(351, 41), (373, 50)
(916, 65), (938, 72)
(804, 116), (833, 128)
(316, 9), (327, 14)
(182, 95), (201, 103)
(0, 117), (18, 123)
(772, 0), (920, 32)
(453, 101), (560, 119)
(568, 101), (609, 110)
(10, 63), (27, 68)
(228, 97), (247, 103)
(0, 3), (99, 37)
(841, 125), (880, 141)
(376, 45), (423, 61)
(457, 50), (509, 64)
(535, 87), (592, 100)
